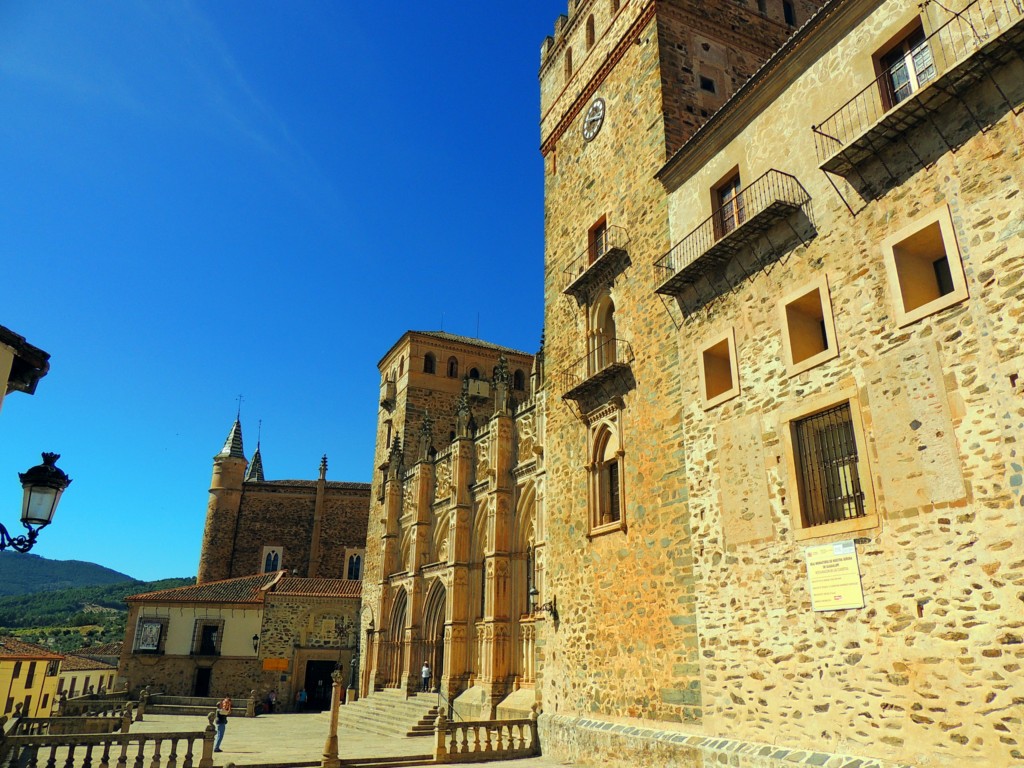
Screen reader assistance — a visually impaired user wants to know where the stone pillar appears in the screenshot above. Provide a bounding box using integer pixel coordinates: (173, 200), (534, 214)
(321, 670), (343, 768)
(481, 411), (515, 715)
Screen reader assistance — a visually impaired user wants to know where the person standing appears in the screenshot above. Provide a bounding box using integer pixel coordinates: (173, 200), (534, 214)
(214, 696), (232, 752)
(420, 662), (431, 693)
(296, 688), (307, 711)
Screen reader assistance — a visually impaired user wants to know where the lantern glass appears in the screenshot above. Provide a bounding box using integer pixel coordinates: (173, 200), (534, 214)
(21, 485), (61, 528)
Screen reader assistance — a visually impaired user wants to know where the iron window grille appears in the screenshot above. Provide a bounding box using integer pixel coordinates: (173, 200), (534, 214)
(793, 403), (866, 528)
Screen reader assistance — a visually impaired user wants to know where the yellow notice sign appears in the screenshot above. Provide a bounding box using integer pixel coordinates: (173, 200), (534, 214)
(263, 658), (289, 672)
(805, 540), (864, 612)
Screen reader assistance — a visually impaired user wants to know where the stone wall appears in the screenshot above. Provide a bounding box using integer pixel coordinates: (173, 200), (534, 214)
(224, 482), (369, 580)
(530, 0), (1024, 764)
(538, 2), (697, 727)
(538, 713), (916, 768)
(260, 594), (360, 709)
(120, 654), (258, 700)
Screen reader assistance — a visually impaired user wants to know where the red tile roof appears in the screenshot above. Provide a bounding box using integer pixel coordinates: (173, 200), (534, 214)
(271, 578), (362, 598)
(126, 571), (285, 604)
(0, 637), (63, 661)
(59, 654), (116, 672)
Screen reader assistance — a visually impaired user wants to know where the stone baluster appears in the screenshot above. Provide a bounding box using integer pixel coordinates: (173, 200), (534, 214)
(197, 713), (216, 768)
(432, 711), (447, 762)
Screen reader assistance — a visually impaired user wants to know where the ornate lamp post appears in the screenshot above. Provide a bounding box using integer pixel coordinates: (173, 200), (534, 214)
(2, 453), (71, 553)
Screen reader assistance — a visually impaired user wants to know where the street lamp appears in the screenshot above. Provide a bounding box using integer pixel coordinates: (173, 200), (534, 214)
(528, 587), (558, 623)
(3, 453), (71, 554)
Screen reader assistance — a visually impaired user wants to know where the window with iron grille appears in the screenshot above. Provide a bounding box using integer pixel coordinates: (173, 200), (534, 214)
(793, 403), (865, 528)
(192, 620), (225, 656)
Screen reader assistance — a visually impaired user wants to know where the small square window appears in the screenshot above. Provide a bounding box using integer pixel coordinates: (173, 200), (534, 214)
(881, 204), (967, 327)
(699, 76), (716, 93)
(779, 276), (839, 376)
(698, 329), (740, 409)
(782, 391), (879, 541)
(192, 620), (224, 656)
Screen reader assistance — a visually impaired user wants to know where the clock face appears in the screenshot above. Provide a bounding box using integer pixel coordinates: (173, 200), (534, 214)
(582, 97), (606, 142)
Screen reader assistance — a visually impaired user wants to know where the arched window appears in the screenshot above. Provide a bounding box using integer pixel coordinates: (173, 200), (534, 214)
(586, 15), (595, 49)
(593, 425), (622, 527)
(611, 0), (620, 13)
(447, 357), (459, 378)
(513, 370), (526, 391)
(591, 293), (617, 374)
(347, 554), (362, 580)
(565, 47), (573, 80)
(783, 0), (796, 25)
(469, 367), (480, 380)
(398, 356), (405, 376)
(423, 353), (436, 374)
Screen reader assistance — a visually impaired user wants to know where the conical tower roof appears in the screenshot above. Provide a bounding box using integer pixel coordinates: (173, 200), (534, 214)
(217, 419), (246, 460)
(245, 443), (265, 482)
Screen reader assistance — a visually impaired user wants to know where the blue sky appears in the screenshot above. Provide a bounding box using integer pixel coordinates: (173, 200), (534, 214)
(0, 2), (565, 580)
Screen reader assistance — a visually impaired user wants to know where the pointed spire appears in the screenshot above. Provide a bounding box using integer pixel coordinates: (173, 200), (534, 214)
(217, 420), (245, 459)
(319, 454), (328, 481)
(244, 420), (264, 481)
(245, 445), (264, 482)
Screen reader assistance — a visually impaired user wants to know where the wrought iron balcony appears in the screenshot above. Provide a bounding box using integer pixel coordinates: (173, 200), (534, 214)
(813, 0), (1024, 178)
(654, 170), (812, 301)
(562, 226), (630, 303)
(558, 338), (635, 410)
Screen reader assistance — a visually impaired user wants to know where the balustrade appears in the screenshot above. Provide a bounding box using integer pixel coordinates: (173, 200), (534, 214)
(433, 711), (539, 763)
(0, 719), (214, 768)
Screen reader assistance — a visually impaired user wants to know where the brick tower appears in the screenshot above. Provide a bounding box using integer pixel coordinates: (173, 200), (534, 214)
(197, 420), (247, 584)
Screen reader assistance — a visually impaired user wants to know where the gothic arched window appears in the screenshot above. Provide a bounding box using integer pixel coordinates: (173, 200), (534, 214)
(513, 370), (526, 391)
(424, 353), (436, 374)
(347, 554), (362, 580)
(447, 357), (459, 378)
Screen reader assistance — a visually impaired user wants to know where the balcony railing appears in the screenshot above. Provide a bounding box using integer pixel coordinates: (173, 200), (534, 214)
(813, 0), (1024, 176)
(654, 170), (811, 298)
(562, 226), (630, 302)
(558, 338), (634, 406)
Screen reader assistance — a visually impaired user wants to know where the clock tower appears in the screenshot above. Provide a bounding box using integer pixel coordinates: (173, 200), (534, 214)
(537, 0), (826, 726)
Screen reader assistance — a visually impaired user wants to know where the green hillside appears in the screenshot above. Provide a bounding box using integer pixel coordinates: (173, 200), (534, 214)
(0, 577), (195, 654)
(0, 552), (135, 596)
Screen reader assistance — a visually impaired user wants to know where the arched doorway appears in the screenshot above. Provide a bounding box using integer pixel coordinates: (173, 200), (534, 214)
(387, 589), (407, 688)
(422, 580), (447, 690)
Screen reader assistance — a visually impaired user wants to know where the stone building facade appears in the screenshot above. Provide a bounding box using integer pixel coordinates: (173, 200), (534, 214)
(121, 571), (360, 711)
(538, 0), (827, 733)
(197, 420), (370, 584)
(534, 0), (1024, 766)
(359, 331), (546, 719)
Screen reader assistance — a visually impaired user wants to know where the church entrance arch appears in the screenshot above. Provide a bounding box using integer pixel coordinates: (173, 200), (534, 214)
(422, 580), (446, 689)
(387, 589), (407, 688)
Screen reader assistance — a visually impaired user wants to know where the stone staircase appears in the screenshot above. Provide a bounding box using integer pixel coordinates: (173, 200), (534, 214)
(336, 688), (440, 739)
